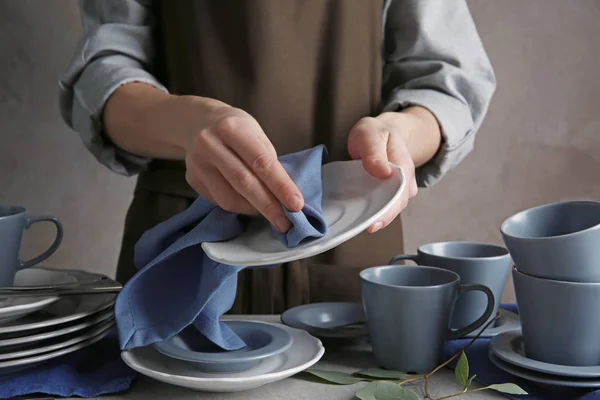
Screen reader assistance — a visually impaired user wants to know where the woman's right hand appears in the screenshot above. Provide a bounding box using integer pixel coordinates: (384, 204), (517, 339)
(103, 83), (303, 232)
(184, 105), (304, 233)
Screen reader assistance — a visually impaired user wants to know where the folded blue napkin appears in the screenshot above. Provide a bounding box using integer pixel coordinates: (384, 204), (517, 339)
(115, 145), (328, 351)
(444, 304), (600, 399)
(0, 328), (136, 399)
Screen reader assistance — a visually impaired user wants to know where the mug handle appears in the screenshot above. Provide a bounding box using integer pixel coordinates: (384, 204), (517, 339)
(18, 216), (64, 270)
(447, 284), (495, 340)
(388, 254), (418, 264)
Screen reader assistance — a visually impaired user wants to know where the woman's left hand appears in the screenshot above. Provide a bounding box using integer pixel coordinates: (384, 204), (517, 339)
(347, 114), (419, 233)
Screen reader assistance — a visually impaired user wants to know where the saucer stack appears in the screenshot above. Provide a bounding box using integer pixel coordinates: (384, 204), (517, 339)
(0, 266), (117, 374)
(489, 330), (600, 389)
(121, 318), (324, 392)
(493, 200), (600, 387)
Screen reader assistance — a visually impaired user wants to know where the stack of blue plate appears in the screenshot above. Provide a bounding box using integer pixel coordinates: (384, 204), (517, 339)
(489, 330), (600, 389)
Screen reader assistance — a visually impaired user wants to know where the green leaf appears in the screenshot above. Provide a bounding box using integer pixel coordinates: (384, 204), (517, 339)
(487, 383), (528, 395)
(464, 374), (477, 391)
(304, 369), (365, 385)
(373, 381), (420, 400)
(455, 352), (469, 387)
(356, 382), (379, 400)
(355, 368), (410, 380)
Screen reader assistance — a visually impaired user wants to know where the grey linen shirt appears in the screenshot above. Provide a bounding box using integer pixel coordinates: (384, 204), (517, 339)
(58, 0), (496, 187)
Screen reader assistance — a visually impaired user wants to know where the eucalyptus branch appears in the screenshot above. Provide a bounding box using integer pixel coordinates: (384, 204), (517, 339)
(399, 375), (425, 385)
(433, 386), (491, 400)
(423, 311), (501, 400)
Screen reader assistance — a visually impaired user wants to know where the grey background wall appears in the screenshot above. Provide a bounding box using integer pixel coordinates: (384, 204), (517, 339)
(1, 0), (599, 303)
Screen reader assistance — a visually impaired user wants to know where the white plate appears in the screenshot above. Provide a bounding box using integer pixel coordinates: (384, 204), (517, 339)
(0, 308), (113, 350)
(0, 322), (114, 374)
(0, 318), (115, 361)
(202, 160), (405, 266)
(122, 322), (325, 393)
(0, 293), (115, 338)
(0, 267), (81, 323)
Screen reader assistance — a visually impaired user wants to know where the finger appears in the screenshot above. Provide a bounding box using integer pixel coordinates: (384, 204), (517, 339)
(387, 133), (418, 196)
(185, 156), (215, 203)
(367, 133), (416, 233)
(348, 122), (392, 179)
(192, 163), (257, 215)
(368, 191), (410, 233)
(215, 116), (304, 212)
(409, 178), (418, 198)
(386, 132), (412, 170)
(208, 140), (293, 233)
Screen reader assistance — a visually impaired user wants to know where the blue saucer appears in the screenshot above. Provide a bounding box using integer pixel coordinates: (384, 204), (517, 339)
(152, 321), (293, 373)
(281, 302), (368, 339)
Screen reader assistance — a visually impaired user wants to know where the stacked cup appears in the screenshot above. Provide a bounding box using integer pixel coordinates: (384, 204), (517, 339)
(500, 200), (600, 366)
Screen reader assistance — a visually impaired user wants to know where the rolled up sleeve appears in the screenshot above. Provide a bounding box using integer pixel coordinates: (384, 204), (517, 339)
(58, 0), (168, 176)
(380, 0), (496, 187)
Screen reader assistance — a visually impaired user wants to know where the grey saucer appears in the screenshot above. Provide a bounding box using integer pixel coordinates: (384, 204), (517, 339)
(489, 352), (600, 389)
(490, 329), (600, 378)
(280, 302), (368, 339)
(152, 321), (293, 373)
(462, 309), (520, 338)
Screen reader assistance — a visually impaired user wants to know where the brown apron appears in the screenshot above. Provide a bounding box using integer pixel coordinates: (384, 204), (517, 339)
(116, 0), (405, 314)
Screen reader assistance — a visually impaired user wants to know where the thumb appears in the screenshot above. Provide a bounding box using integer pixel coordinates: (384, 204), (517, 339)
(348, 127), (392, 179)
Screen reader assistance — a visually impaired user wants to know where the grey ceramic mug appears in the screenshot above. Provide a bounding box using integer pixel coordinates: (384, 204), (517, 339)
(513, 266), (600, 366)
(389, 242), (511, 331)
(501, 200), (600, 282)
(360, 265), (494, 373)
(0, 205), (63, 287)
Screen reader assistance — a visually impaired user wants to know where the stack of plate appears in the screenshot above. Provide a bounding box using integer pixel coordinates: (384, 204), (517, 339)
(489, 330), (600, 389)
(122, 318), (324, 392)
(0, 267), (117, 374)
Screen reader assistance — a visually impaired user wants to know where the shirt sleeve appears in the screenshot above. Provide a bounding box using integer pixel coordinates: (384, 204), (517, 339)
(380, 0), (496, 187)
(58, 0), (168, 176)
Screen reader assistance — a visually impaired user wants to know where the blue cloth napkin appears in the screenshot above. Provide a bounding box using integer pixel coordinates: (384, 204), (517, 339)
(0, 329), (137, 399)
(115, 145), (328, 351)
(444, 304), (600, 399)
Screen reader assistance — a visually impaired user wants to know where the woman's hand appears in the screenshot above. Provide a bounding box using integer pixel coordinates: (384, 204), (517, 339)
(347, 107), (442, 233)
(104, 84), (303, 233)
(185, 106), (304, 233)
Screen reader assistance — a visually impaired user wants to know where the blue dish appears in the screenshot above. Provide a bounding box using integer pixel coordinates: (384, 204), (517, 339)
(280, 302), (368, 339)
(489, 352), (600, 389)
(490, 329), (600, 378)
(152, 321), (293, 373)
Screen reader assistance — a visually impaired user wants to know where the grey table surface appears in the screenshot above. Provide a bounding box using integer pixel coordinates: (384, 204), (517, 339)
(75, 316), (505, 400)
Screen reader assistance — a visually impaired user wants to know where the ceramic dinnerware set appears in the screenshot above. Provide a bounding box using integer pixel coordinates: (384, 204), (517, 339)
(0, 205), (118, 374)
(279, 199), (600, 390)
(489, 200), (600, 388)
(6, 167), (599, 393)
(281, 239), (516, 374)
(122, 318), (325, 392)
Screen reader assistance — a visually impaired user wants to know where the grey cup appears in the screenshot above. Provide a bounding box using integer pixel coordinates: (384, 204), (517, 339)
(501, 200), (600, 282)
(389, 242), (511, 331)
(0, 205), (63, 287)
(360, 265), (494, 373)
(512, 266), (600, 366)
